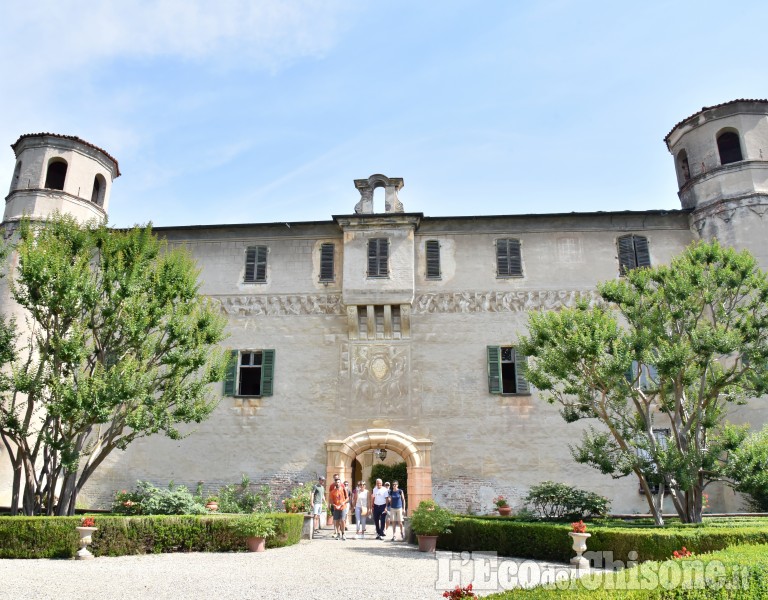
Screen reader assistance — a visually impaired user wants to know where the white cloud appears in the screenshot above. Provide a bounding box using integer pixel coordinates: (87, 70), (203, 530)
(1, 0), (353, 77)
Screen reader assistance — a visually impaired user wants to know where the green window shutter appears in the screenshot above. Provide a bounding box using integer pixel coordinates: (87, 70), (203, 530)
(260, 349), (275, 397)
(625, 360), (638, 384)
(496, 239), (522, 277)
(508, 239), (522, 276)
(368, 238), (388, 277)
(223, 350), (238, 396)
(487, 346), (501, 394)
(618, 235), (637, 275)
(514, 348), (530, 394)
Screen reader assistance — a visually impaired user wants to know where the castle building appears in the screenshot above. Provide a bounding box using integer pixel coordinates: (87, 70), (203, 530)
(2, 100), (767, 514)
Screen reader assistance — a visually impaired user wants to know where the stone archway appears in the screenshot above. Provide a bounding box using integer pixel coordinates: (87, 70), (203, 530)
(326, 429), (432, 514)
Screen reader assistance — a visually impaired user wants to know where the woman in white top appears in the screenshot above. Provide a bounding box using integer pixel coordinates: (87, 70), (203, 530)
(355, 481), (370, 538)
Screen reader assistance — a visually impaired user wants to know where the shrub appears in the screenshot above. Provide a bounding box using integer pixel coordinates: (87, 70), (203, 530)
(112, 481), (207, 515)
(228, 514), (277, 538)
(411, 499), (453, 536)
(370, 461), (408, 494)
(0, 513), (303, 558)
(216, 475), (275, 514)
(437, 516), (768, 563)
(524, 481), (610, 520)
(282, 481), (314, 513)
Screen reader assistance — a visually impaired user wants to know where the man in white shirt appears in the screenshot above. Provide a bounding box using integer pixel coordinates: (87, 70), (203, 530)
(369, 478), (389, 540)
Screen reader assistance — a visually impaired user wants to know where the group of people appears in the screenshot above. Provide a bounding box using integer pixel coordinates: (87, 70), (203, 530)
(311, 475), (406, 541)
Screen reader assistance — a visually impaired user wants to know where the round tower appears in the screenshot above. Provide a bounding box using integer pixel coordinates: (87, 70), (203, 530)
(665, 99), (768, 266)
(4, 133), (120, 225)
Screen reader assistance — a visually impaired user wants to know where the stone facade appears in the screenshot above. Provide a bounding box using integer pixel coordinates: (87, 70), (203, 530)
(2, 100), (768, 515)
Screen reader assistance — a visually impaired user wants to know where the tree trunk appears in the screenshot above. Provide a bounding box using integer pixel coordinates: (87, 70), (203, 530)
(638, 475), (664, 526)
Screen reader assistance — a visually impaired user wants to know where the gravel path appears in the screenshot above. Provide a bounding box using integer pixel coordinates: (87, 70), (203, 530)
(0, 530), (590, 600)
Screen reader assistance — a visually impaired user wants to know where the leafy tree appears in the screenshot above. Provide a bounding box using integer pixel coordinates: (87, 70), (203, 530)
(520, 241), (768, 525)
(726, 425), (768, 511)
(0, 215), (228, 515)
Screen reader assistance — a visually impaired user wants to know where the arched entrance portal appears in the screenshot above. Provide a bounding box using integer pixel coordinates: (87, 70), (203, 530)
(326, 429), (432, 514)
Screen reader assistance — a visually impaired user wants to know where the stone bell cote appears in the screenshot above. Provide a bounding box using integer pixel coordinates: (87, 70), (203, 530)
(354, 174), (405, 214)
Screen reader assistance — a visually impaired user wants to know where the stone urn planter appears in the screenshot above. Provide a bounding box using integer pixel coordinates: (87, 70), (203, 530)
(497, 506), (512, 516)
(568, 532), (591, 568)
(75, 526), (98, 560)
(205, 501), (219, 512)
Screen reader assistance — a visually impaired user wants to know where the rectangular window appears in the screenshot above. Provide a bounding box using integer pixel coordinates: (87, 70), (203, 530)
(496, 239), (523, 277)
(626, 360), (659, 391)
(367, 238), (389, 278)
(487, 345), (530, 395)
(223, 349), (275, 397)
(244, 246), (268, 283)
(425, 240), (441, 279)
(319, 243), (335, 282)
(617, 235), (651, 276)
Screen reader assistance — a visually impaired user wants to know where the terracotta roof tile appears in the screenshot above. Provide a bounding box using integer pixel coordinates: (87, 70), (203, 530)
(11, 133), (120, 177)
(664, 99), (768, 146)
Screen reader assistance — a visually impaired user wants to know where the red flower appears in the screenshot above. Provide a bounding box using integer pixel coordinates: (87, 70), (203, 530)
(81, 517), (96, 527)
(571, 520), (587, 533)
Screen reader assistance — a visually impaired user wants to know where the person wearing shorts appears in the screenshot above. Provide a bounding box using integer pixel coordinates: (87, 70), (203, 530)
(388, 480), (406, 541)
(342, 480), (351, 526)
(329, 480), (348, 540)
(311, 476), (326, 533)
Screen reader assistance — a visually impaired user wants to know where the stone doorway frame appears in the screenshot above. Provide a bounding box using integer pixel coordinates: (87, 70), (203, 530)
(325, 429), (432, 514)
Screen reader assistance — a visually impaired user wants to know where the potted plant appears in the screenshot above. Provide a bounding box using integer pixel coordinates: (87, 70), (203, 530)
(568, 520), (591, 567)
(326, 504), (334, 527)
(230, 514), (276, 552)
(493, 495), (512, 516)
(75, 516), (98, 560)
(205, 495), (220, 512)
(410, 499), (452, 552)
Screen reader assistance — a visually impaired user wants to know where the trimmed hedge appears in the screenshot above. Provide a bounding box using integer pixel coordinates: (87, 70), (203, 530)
(0, 513), (303, 559)
(484, 543), (768, 599)
(437, 517), (768, 563)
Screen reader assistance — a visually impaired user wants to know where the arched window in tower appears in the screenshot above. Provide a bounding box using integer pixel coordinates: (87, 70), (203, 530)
(44, 159), (68, 190)
(717, 131), (743, 165)
(677, 150), (690, 183)
(91, 174), (106, 205)
(10, 161), (22, 192)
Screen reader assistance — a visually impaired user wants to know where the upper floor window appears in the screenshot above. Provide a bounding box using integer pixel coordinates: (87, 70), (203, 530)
(677, 149), (691, 183)
(91, 174), (106, 205)
(717, 131), (743, 165)
(496, 238), (523, 277)
(44, 159), (67, 191)
(244, 246), (268, 283)
(425, 240), (441, 279)
(617, 235), (650, 275)
(487, 345), (530, 395)
(223, 349), (275, 397)
(319, 243), (335, 282)
(10, 161), (21, 192)
(367, 238), (389, 278)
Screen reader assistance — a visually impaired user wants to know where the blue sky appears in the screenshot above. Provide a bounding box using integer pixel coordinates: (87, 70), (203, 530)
(1, 1), (766, 228)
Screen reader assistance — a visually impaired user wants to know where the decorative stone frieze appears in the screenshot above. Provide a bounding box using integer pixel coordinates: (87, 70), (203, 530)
(412, 289), (601, 314)
(210, 293), (344, 316)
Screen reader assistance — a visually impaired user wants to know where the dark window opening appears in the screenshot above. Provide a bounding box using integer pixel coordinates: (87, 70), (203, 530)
(617, 235), (651, 275)
(677, 150), (690, 182)
(496, 239), (523, 277)
(367, 238), (389, 278)
(320, 243), (335, 282)
(238, 351), (263, 396)
(488, 345), (530, 395)
(245, 246), (268, 283)
(45, 160), (67, 190)
(11, 161), (21, 191)
(425, 240), (441, 279)
(717, 131), (743, 165)
(91, 174), (106, 205)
